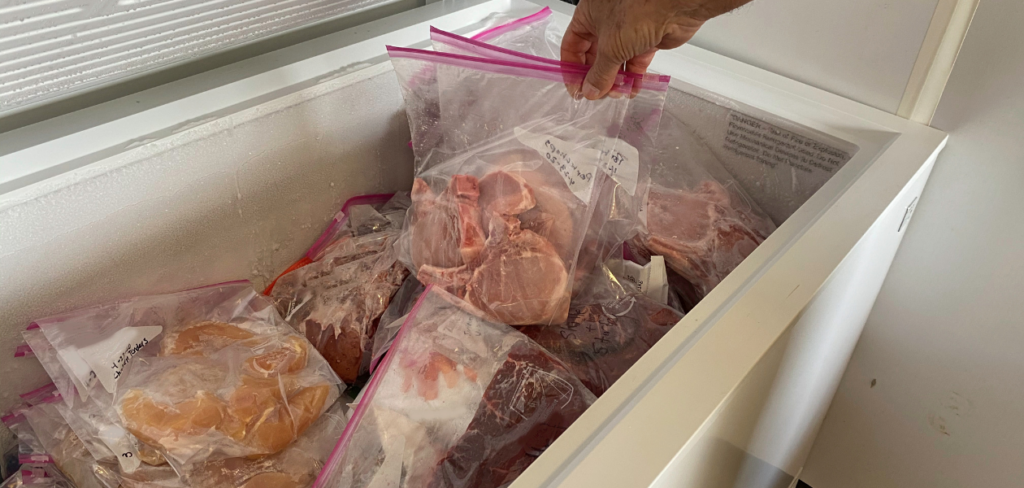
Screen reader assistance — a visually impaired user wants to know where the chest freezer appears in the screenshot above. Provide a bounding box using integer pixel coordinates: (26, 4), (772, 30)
(0, 0), (946, 487)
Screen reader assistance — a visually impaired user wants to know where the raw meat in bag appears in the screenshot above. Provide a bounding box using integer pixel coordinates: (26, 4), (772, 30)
(429, 27), (671, 285)
(313, 286), (596, 488)
(628, 112), (777, 302)
(29, 281), (341, 475)
(177, 399), (348, 488)
(268, 193), (411, 384)
(389, 48), (635, 324)
(520, 266), (684, 397)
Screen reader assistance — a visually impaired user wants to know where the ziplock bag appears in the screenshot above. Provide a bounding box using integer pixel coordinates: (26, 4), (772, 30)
(429, 27), (671, 285)
(628, 111), (776, 303)
(268, 193), (411, 384)
(313, 286), (595, 488)
(520, 265), (683, 397)
(389, 49), (634, 325)
(369, 278), (425, 373)
(19, 329), (128, 471)
(1, 406), (47, 467)
(21, 395), (118, 488)
(30, 281), (342, 475)
(177, 399), (347, 488)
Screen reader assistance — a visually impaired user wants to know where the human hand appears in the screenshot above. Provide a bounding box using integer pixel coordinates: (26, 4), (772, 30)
(562, 0), (754, 99)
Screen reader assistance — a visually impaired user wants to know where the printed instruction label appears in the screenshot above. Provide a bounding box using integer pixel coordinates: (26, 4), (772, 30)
(515, 128), (640, 202)
(75, 326), (163, 394)
(723, 112), (850, 176)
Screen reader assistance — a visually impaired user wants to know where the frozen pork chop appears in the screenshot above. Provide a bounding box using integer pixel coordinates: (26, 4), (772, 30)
(420, 215), (570, 326)
(411, 176), (486, 270)
(642, 180), (773, 296)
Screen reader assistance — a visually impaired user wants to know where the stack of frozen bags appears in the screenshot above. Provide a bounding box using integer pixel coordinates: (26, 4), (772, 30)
(312, 7), (774, 488)
(5, 8), (778, 488)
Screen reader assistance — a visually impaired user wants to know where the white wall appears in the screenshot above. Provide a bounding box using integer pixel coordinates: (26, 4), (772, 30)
(802, 0), (1024, 486)
(691, 0), (939, 113)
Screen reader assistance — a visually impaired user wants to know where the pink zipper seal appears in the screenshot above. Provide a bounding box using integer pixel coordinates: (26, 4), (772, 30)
(312, 285), (434, 488)
(432, 26), (671, 90)
(387, 47), (634, 94)
(472, 7), (552, 41)
(306, 193), (396, 259)
(14, 344), (33, 357)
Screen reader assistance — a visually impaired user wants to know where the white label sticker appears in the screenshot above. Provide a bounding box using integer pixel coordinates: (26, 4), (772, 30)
(98, 423), (140, 473)
(515, 128), (599, 202)
(619, 257), (670, 305)
(74, 326), (163, 394)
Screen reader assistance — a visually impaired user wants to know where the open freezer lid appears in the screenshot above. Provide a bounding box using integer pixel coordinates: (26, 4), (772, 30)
(0, 0), (947, 486)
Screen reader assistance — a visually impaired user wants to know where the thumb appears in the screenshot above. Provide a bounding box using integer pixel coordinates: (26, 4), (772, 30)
(583, 47), (626, 100)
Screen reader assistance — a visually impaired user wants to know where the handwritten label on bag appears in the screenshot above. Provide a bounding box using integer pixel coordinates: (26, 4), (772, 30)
(75, 326), (163, 394)
(515, 128), (599, 202)
(595, 136), (640, 196)
(515, 128), (641, 202)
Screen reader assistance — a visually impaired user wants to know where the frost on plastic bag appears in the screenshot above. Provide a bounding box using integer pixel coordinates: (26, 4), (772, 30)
(30, 282), (341, 475)
(520, 266), (683, 397)
(369, 278), (424, 373)
(427, 28), (671, 287)
(270, 227), (408, 384)
(313, 286), (595, 488)
(628, 111), (777, 303)
(178, 399), (347, 488)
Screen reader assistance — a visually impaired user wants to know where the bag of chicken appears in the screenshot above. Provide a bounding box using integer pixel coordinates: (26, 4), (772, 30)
(313, 286), (595, 488)
(267, 192), (411, 384)
(389, 47), (641, 325)
(27, 281), (341, 477)
(628, 111), (777, 306)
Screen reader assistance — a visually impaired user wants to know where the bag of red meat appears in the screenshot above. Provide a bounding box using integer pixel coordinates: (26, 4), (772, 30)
(519, 265), (684, 397)
(629, 113), (777, 305)
(266, 193), (411, 384)
(313, 286), (596, 488)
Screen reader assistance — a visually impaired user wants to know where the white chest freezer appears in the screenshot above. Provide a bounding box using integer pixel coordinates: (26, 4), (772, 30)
(0, 1), (946, 487)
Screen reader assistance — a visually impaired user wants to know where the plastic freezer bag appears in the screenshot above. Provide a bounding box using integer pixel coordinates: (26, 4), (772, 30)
(429, 27), (671, 284)
(268, 193), (411, 384)
(313, 286), (596, 488)
(21, 395), (119, 488)
(520, 266), (683, 397)
(628, 112), (777, 303)
(388, 46), (634, 173)
(29, 281), (342, 474)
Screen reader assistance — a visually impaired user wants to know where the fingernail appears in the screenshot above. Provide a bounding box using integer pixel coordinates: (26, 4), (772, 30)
(582, 82), (600, 100)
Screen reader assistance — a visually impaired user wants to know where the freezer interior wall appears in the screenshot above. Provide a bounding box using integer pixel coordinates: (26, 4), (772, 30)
(0, 65), (856, 447)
